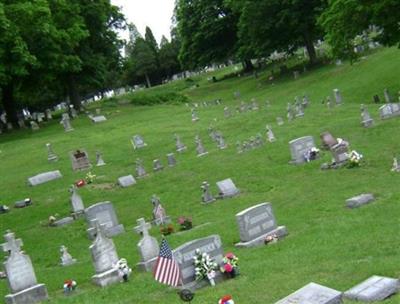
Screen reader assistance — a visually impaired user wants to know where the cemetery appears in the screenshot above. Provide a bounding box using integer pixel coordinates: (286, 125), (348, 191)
(1, 43), (400, 303)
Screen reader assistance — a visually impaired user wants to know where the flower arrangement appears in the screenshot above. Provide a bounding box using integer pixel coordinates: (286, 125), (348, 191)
(63, 279), (77, 293)
(304, 147), (320, 162)
(265, 234), (279, 245)
(218, 295), (235, 304)
(85, 172), (96, 184)
(193, 249), (219, 286)
(220, 253), (239, 278)
(347, 150), (363, 168)
(160, 224), (174, 236)
(178, 216), (192, 231)
(115, 258), (132, 282)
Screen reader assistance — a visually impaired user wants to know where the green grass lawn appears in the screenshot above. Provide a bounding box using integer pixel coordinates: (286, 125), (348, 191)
(0, 47), (399, 303)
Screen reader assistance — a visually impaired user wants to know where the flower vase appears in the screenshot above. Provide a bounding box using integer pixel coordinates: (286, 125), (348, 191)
(209, 277), (215, 286)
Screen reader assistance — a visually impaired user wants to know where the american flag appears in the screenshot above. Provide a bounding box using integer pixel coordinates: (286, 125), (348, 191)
(153, 238), (182, 287)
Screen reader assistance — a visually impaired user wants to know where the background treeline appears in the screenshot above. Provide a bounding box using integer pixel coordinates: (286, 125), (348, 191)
(0, 0), (399, 128)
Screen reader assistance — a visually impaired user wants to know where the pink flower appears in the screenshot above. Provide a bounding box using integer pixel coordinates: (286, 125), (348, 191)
(225, 252), (235, 260)
(224, 263), (233, 273)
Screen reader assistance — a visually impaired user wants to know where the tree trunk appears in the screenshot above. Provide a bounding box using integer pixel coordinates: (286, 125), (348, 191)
(303, 32), (317, 65)
(145, 73), (152, 88)
(67, 74), (81, 111)
(242, 59), (254, 72)
(1, 83), (18, 128)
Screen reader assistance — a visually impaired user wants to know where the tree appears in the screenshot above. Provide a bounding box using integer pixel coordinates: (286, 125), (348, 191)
(159, 36), (181, 79)
(235, 0), (326, 65)
(320, 0), (400, 60)
(175, 0), (238, 69)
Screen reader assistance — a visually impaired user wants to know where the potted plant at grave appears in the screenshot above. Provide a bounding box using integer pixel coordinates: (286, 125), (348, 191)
(178, 216), (193, 231)
(63, 279), (77, 294)
(264, 234), (278, 245)
(220, 252), (239, 278)
(85, 172), (96, 184)
(193, 249), (219, 286)
(160, 224), (174, 236)
(218, 295), (235, 304)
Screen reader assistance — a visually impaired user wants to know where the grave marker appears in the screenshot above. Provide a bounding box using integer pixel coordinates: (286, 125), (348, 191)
(28, 170), (62, 186)
(216, 178), (239, 198)
(275, 282), (342, 304)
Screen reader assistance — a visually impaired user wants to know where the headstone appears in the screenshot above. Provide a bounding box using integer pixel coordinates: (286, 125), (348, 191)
(28, 170), (62, 186)
(14, 198), (32, 209)
(331, 139), (350, 164)
(275, 282), (342, 304)
(216, 133), (227, 149)
(175, 134), (187, 152)
(60, 115), (73, 132)
(173, 235), (224, 289)
(233, 91), (241, 99)
(96, 151), (106, 166)
(379, 103), (400, 120)
(360, 104), (374, 127)
(90, 115), (107, 123)
(117, 175), (136, 188)
(201, 181), (215, 204)
(167, 153), (176, 167)
(30, 121), (39, 131)
(45, 109), (52, 120)
(346, 193), (375, 208)
(153, 159), (164, 172)
(46, 143), (58, 162)
(195, 135), (208, 157)
(70, 149), (91, 171)
(384, 88), (392, 103)
(134, 218), (159, 271)
(85, 202), (125, 239)
(135, 158), (147, 178)
(89, 220), (120, 287)
(1, 230), (48, 304)
(53, 217), (74, 227)
(17, 119), (26, 129)
(69, 185), (84, 216)
(276, 117), (284, 126)
(191, 109), (199, 122)
(151, 195), (171, 225)
(95, 108), (101, 115)
(224, 106), (231, 118)
(216, 178), (240, 198)
(391, 157), (400, 172)
(344, 275), (399, 302)
(289, 136), (316, 164)
(302, 95), (310, 108)
(320, 132), (338, 150)
(326, 96), (333, 109)
(235, 203), (288, 248)
(287, 103), (294, 121)
(131, 135), (147, 149)
(266, 125), (276, 142)
(60, 245), (76, 266)
(373, 95), (380, 103)
(333, 88), (343, 105)
(70, 107), (78, 118)
(293, 70), (300, 79)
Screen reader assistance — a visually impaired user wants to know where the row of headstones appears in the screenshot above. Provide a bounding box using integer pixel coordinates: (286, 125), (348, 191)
(236, 125), (276, 154)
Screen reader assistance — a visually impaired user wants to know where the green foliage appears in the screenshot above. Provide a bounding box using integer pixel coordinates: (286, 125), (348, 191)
(176, 0), (238, 69)
(127, 90), (189, 106)
(320, 0), (400, 60)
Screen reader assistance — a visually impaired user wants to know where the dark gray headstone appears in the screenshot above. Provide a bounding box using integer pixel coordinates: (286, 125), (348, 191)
(275, 282), (342, 304)
(344, 275), (399, 302)
(173, 235), (224, 289)
(235, 203), (287, 248)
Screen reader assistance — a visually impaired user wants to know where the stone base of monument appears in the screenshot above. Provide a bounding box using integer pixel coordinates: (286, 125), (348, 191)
(362, 119), (374, 128)
(71, 211), (85, 220)
(5, 283), (48, 304)
(87, 224), (125, 240)
(136, 257), (157, 272)
(344, 275), (400, 302)
(151, 216), (171, 226)
(92, 268), (121, 287)
(235, 226), (288, 248)
(180, 273), (226, 291)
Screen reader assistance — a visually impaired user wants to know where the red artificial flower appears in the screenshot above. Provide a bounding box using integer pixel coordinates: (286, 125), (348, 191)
(76, 179), (86, 187)
(219, 295), (232, 304)
(225, 252), (234, 259)
(224, 263), (233, 273)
